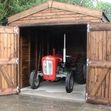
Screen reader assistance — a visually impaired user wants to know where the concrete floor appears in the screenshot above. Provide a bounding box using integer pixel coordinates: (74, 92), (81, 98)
(0, 95), (111, 111)
(21, 80), (85, 102)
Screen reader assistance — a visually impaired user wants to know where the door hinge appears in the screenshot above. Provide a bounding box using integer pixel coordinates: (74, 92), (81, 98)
(16, 86), (20, 93)
(86, 93), (88, 100)
(87, 59), (89, 66)
(16, 58), (19, 64)
(14, 27), (19, 35)
(87, 24), (90, 32)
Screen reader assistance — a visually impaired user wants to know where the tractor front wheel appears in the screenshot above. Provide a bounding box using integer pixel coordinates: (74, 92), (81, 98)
(29, 70), (41, 89)
(65, 71), (74, 93)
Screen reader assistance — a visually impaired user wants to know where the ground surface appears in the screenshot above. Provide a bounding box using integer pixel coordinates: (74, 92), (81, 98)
(21, 80), (85, 102)
(0, 95), (111, 111)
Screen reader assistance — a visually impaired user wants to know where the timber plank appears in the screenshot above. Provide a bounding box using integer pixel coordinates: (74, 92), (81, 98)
(107, 32), (111, 61)
(90, 23), (111, 31)
(52, 1), (102, 18)
(100, 32), (104, 98)
(11, 33), (14, 87)
(107, 31), (111, 103)
(8, 2), (49, 23)
(91, 69), (110, 96)
(102, 31), (107, 99)
(101, 69), (105, 98)
(89, 61), (111, 68)
(21, 14), (89, 21)
(87, 96), (110, 105)
(109, 71), (111, 103)
(9, 18), (100, 26)
(3, 34), (7, 89)
(0, 27), (15, 33)
(105, 70), (109, 98)
(102, 31), (107, 61)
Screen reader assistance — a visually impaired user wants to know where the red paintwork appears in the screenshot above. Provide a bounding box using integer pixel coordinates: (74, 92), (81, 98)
(42, 55), (62, 81)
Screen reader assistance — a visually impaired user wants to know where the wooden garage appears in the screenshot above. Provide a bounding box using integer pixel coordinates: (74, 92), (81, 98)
(0, 0), (111, 105)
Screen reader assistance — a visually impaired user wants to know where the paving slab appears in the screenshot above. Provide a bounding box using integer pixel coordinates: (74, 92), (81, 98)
(0, 95), (111, 111)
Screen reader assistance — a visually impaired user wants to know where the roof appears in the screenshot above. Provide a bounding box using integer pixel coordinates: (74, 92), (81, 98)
(8, 0), (109, 24)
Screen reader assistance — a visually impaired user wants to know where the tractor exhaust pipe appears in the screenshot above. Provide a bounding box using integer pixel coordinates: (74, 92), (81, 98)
(63, 34), (66, 65)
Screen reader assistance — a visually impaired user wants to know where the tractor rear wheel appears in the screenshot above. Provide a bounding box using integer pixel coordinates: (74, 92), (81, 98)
(29, 70), (41, 89)
(74, 60), (86, 84)
(65, 71), (74, 93)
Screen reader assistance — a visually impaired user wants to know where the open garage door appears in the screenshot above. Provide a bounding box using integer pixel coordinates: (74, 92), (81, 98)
(86, 23), (111, 105)
(0, 26), (19, 95)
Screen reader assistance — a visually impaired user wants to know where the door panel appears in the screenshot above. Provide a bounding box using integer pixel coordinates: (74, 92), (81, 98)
(0, 27), (19, 95)
(87, 24), (111, 105)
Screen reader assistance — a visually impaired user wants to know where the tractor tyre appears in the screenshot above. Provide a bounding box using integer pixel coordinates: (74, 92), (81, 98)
(29, 70), (41, 89)
(74, 60), (86, 84)
(65, 71), (74, 93)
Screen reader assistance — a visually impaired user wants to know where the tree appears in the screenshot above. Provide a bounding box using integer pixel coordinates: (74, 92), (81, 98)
(96, 1), (111, 21)
(0, 0), (47, 24)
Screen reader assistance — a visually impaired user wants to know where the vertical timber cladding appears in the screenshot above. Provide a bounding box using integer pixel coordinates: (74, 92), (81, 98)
(87, 23), (111, 105)
(0, 26), (19, 95)
(19, 29), (31, 88)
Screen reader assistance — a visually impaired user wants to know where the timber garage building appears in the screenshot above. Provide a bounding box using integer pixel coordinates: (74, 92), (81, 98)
(0, 0), (111, 105)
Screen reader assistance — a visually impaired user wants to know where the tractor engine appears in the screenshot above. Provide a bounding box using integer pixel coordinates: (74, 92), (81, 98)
(42, 55), (62, 81)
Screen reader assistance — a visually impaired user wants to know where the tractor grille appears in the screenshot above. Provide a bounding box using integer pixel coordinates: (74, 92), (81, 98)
(43, 60), (53, 75)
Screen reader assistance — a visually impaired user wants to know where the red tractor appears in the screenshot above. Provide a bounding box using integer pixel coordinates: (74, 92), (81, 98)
(29, 34), (86, 93)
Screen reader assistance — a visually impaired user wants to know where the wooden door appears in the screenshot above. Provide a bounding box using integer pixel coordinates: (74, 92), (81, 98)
(86, 23), (111, 105)
(0, 26), (19, 95)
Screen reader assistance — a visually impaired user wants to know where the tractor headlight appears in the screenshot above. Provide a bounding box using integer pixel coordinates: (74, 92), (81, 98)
(43, 60), (53, 75)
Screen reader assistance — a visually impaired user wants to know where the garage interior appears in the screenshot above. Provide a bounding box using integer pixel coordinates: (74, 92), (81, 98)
(19, 24), (87, 101)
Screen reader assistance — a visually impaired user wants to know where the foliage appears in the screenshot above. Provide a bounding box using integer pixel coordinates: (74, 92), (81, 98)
(0, 0), (47, 24)
(0, 0), (111, 24)
(96, 1), (111, 21)
(56, 0), (94, 8)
